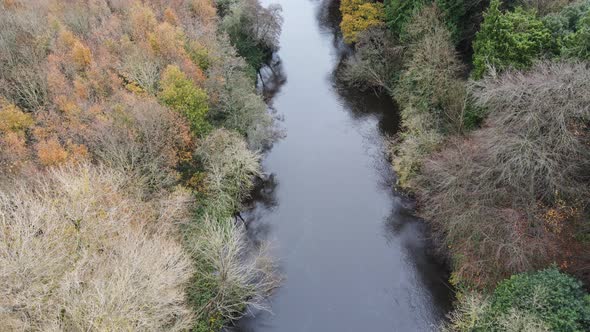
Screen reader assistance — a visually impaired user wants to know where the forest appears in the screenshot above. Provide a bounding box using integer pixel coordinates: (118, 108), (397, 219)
(2, 0), (590, 330)
(0, 0), (282, 331)
(339, 0), (590, 330)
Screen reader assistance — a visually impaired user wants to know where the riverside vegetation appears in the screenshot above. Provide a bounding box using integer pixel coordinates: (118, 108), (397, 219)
(339, 0), (590, 330)
(0, 0), (283, 331)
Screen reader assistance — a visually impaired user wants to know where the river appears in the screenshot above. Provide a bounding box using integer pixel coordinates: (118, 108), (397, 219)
(234, 0), (453, 331)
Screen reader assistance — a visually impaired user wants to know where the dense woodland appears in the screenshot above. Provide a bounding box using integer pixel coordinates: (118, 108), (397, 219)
(2, 0), (590, 330)
(0, 0), (282, 331)
(339, 0), (590, 330)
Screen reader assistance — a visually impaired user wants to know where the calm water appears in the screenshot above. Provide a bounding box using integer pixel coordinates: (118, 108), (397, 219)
(234, 0), (453, 331)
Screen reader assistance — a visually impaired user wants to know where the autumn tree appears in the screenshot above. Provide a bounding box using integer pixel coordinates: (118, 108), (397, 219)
(340, 0), (386, 43)
(159, 65), (210, 135)
(222, 0), (283, 70)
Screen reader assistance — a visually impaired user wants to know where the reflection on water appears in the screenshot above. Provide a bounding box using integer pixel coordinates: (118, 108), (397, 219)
(233, 0), (453, 331)
(260, 55), (287, 104)
(315, 0), (344, 48)
(243, 173), (280, 248)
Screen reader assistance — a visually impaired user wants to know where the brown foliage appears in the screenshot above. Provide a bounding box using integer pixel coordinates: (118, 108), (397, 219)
(36, 138), (69, 166)
(471, 62), (590, 204)
(189, 0), (217, 24)
(88, 96), (193, 194)
(414, 62), (590, 287)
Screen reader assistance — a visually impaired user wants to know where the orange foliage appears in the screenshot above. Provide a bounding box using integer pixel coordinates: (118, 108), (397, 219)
(37, 138), (69, 166)
(57, 30), (92, 71)
(130, 2), (157, 40)
(148, 22), (184, 60)
(47, 54), (71, 97)
(0, 132), (30, 173)
(164, 8), (179, 25)
(3, 0), (18, 9)
(1, 0), (225, 176)
(180, 57), (206, 87)
(189, 0), (217, 23)
(66, 140), (89, 162)
(73, 76), (89, 99)
(55, 95), (81, 115)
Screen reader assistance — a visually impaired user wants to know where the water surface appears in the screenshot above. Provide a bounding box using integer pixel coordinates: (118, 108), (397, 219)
(235, 0), (453, 330)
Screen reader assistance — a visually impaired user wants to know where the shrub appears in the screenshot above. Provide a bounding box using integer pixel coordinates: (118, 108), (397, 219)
(390, 5), (467, 186)
(340, 0), (386, 44)
(562, 9), (590, 58)
(397, 4), (466, 135)
(339, 27), (403, 93)
(0, 164), (194, 331)
(472, 0), (552, 79)
(206, 41), (279, 150)
(160, 65), (210, 135)
(0, 101), (33, 134)
(196, 128), (261, 219)
(36, 138), (69, 166)
(445, 269), (590, 331)
(71, 39), (92, 70)
(485, 268), (590, 331)
(184, 215), (279, 328)
(222, 0), (282, 70)
(0, 132), (30, 173)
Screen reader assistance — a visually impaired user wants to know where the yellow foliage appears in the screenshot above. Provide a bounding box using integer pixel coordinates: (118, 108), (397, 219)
(71, 41), (92, 70)
(0, 101), (33, 134)
(340, 0), (385, 44)
(58, 29), (77, 48)
(126, 81), (145, 94)
(37, 138), (69, 166)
